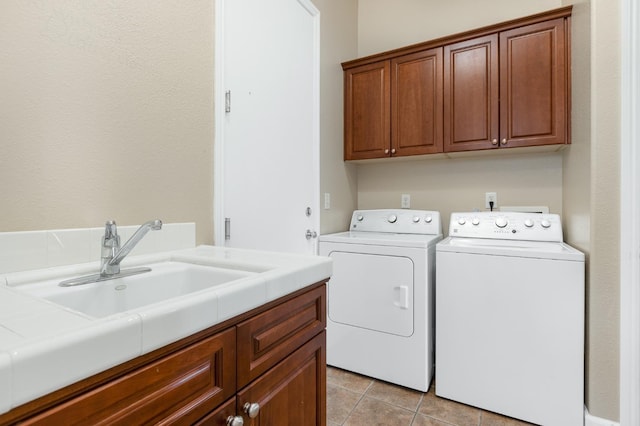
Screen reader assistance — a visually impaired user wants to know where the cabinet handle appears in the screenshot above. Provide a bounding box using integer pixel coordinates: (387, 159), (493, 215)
(491, 139), (498, 145)
(501, 138), (507, 145)
(243, 402), (260, 418)
(384, 149), (389, 154)
(227, 416), (244, 426)
(391, 148), (396, 154)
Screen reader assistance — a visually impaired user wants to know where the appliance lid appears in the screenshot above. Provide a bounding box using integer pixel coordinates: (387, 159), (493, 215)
(436, 236), (584, 261)
(320, 231), (442, 248)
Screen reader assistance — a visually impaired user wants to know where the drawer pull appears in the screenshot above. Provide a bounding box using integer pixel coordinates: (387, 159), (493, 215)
(227, 416), (244, 426)
(243, 402), (260, 418)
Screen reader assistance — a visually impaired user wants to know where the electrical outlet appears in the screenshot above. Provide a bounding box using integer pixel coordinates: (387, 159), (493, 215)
(485, 192), (497, 209)
(324, 193), (331, 210)
(401, 194), (411, 209)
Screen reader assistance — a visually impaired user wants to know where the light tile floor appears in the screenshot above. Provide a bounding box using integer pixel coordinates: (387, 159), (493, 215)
(327, 366), (535, 426)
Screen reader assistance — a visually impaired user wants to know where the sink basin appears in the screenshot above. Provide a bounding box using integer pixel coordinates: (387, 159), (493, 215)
(19, 261), (255, 318)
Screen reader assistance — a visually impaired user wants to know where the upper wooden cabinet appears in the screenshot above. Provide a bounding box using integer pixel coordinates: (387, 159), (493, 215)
(344, 48), (442, 160)
(443, 34), (499, 152)
(444, 18), (568, 152)
(343, 6), (571, 160)
(393, 48), (443, 157)
(344, 61), (390, 160)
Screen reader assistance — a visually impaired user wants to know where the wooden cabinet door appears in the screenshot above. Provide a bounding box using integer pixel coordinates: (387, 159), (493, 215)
(444, 34), (499, 152)
(23, 328), (236, 426)
(237, 331), (326, 426)
(392, 48), (443, 156)
(344, 61), (390, 160)
(499, 18), (567, 148)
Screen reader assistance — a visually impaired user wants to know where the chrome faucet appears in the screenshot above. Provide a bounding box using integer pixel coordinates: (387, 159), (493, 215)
(59, 219), (163, 287)
(100, 219), (163, 276)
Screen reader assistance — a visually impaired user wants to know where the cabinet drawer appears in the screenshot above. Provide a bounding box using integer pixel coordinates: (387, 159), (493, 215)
(237, 285), (326, 388)
(193, 396), (236, 426)
(24, 328), (236, 426)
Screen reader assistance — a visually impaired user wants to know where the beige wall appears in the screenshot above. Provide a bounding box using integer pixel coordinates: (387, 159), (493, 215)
(0, 1), (214, 244)
(358, 0), (562, 56)
(563, 0), (621, 420)
(314, 0), (359, 234)
(358, 153), (563, 233)
(570, 0), (620, 419)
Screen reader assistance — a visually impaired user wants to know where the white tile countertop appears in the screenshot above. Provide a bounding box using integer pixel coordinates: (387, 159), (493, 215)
(0, 245), (332, 415)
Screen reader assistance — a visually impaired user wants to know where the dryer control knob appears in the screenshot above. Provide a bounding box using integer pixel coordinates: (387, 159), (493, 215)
(472, 218), (480, 226)
(388, 214), (397, 223)
(541, 219), (551, 228)
(495, 217), (508, 228)
(524, 219), (534, 228)
(457, 217), (466, 225)
(356, 215), (364, 222)
(412, 216), (420, 223)
(425, 215), (433, 223)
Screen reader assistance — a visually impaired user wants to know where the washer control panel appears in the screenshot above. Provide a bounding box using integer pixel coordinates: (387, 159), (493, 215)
(350, 209), (442, 235)
(448, 211), (563, 242)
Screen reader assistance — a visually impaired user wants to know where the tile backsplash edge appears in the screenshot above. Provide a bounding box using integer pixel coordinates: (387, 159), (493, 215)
(0, 223), (196, 275)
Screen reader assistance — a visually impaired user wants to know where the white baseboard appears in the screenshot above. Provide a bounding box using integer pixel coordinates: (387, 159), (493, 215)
(585, 406), (620, 426)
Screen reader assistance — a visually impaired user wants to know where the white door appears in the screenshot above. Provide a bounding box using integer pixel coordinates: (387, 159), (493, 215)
(214, 0), (320, 254)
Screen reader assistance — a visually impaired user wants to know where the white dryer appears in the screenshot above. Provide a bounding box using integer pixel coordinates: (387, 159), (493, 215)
(319, 209), (442, 392)
(436, 212), (585, 426)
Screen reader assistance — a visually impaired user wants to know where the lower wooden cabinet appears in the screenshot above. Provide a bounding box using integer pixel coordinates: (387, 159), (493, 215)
(237, 332), (326, 426)
(22, 328), (237, 426)
(194, 332), (326, 426)
(1, 283), (327, 426)
(193, 397), (237, 426)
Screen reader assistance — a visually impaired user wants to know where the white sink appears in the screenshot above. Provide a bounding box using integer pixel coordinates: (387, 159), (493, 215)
(19, 261), (255, 318)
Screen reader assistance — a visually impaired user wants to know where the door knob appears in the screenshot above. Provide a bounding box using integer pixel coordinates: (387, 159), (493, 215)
(305, 229), (318, 240)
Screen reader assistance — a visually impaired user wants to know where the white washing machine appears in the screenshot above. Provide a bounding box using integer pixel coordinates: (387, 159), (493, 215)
(436, 212), (584, 426)
(319, 209), (442, 392)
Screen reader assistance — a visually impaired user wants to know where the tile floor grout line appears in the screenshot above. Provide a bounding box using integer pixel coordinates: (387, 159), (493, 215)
(341, 384), (371, 426)
(409, 394), (424, 425)
(361, 391), (424, 413)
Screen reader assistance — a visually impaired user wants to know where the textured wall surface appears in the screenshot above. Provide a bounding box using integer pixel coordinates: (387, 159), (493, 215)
(1, 1), (214, 244)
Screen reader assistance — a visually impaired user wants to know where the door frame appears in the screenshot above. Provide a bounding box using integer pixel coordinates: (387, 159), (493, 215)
(620, 0), (640, 423)
(213, 0), (321, 250)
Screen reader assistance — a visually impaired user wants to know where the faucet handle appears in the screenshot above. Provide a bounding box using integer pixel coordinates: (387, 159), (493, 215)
(103, 221), (119, 245)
